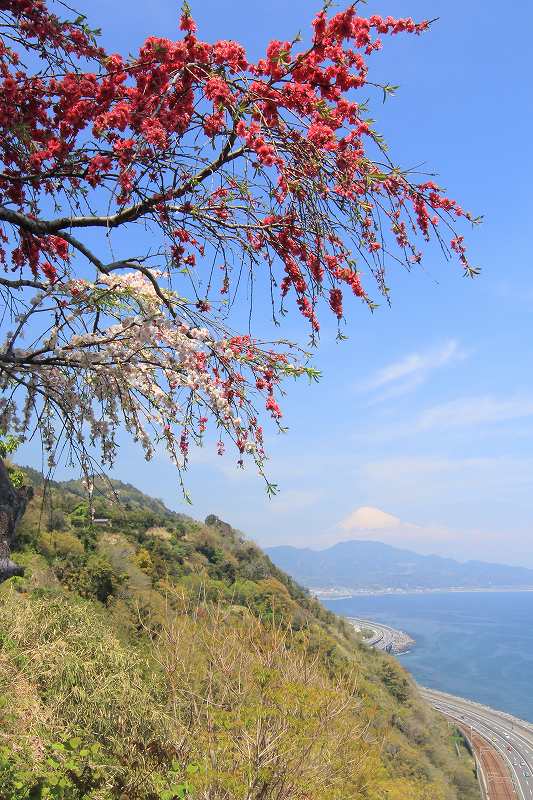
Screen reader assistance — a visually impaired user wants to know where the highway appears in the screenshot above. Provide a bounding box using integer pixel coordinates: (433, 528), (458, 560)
(423, 688), (533, 799)
(348, 617), (414, 653)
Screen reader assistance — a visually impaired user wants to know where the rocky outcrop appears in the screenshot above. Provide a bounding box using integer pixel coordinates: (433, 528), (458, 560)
(0, 459), (32, 582)
(205, 514), (233, 537)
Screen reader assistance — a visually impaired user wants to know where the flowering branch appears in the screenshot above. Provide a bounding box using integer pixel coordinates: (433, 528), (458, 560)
(0, 0), (478, 493)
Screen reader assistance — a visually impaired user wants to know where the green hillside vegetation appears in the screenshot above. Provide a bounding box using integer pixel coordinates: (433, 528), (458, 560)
(0, 468), (480, 799)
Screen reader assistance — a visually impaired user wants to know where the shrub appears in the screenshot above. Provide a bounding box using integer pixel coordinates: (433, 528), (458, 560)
(54, 554), (124, 603)
(381, 661), (411, 704)
(132, 547), (154, 575)
(37, 531), (85, 559)
(2, 479), (479, 800)
(69, 503), (89, 528)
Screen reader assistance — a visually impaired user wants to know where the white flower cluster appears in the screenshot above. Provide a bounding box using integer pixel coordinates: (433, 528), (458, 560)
(0, 275), (281, 477)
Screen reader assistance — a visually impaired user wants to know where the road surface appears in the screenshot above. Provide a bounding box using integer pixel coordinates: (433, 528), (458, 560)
(349, 617), (414, 653)
(423, 688), (533, 799)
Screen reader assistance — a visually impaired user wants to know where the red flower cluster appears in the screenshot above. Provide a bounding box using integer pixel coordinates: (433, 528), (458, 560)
(0, 0), (477, 450)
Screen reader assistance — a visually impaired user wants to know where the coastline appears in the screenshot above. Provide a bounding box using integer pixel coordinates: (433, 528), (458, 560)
(355, 616), (533, 798)
(349, 611), (533, 719)
(329, 591), (533, 726)
(349, 616), (415, 654)
(313, 585), (533, 599)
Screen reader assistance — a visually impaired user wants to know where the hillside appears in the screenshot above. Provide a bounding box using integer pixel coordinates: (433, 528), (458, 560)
(0, 469), (480, 799)
(266, 539), (533, 593)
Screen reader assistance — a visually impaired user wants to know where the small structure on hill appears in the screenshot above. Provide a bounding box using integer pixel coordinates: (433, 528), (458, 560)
(92, 517), (112, 527)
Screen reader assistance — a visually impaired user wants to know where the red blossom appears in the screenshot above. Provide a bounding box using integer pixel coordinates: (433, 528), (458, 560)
(179, 13), (197, 34)
(0, 0), (476, 474)
(204, 76), (232, 106)
(266, 394), (282, 419)
(329, 287), (343, 318)
(41, 261), (58, 283)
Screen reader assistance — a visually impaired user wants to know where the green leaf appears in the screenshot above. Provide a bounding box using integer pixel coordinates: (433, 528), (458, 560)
(68, 737), (82, 750)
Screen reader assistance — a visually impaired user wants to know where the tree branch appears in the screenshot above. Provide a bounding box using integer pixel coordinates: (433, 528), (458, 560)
(0, 276), (47, 290)
(0, 144), (245, 235)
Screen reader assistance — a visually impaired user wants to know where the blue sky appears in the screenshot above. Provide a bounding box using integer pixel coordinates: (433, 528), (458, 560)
(18, 0), (533, 565)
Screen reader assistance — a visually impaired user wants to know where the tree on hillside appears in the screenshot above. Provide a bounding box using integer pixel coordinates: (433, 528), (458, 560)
(0, 0), (477, 575)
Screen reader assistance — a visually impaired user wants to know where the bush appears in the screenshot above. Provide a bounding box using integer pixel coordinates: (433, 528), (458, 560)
(0, 590), (383, 799)
(69, 502), (89, 528)
(0, 739), (108, 799)
(0, 589), (173, 798)
(38, 530), (85, 559)
(54, 554), (124, 603)
(238, 557), (270, 581)
(132, 546), (154, 575)
(381, 661), (411, 704)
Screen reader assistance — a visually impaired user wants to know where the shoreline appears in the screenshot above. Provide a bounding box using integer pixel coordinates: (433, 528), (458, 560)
(314, 585), (533, 599)
(354, 614), (533, 725)
(345, 611), (533, 796)
(349, 616), (415, 655)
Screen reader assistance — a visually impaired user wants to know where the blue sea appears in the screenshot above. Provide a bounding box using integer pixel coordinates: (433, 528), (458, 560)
(323, 591), (533, 722)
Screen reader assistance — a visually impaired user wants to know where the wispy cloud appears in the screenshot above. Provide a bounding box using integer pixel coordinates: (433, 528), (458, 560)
(417, 394), (533, 431)
(352, 392), (533, 445)
(359, 339), (467, 400)
(336, 504), (459, 550)
(490, 280), (533, 311)
(270, 488), (324, 514)
(358, 455), (533, 507)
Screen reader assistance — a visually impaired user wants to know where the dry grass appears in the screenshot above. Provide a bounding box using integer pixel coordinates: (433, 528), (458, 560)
(0, 586), (476, 799)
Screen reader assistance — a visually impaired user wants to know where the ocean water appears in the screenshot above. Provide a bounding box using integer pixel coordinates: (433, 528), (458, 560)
(323, 591), (533, 722)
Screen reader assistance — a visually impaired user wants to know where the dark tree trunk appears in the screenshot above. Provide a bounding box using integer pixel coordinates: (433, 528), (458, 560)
(0, 458), (32, 582)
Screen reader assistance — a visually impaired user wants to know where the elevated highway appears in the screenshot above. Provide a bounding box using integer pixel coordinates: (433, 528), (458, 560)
(423, 688), (533, 799)
(349, 616), (415, 653)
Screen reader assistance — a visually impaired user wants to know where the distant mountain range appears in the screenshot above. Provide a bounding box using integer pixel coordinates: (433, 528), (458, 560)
(265, 539), (533, 594)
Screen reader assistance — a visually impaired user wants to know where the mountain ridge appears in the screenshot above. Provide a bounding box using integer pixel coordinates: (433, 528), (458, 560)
(266, 538), (533, 592)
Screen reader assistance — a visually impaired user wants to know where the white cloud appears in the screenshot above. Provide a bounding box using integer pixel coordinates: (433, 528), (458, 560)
(336, 504), (460, 551)
(339, 505), (403, 531)
(333, 502), (526, 564)
(417, 395), (533, 431)
(352, 393), (533, 445)
(360, 339), (466, 398)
